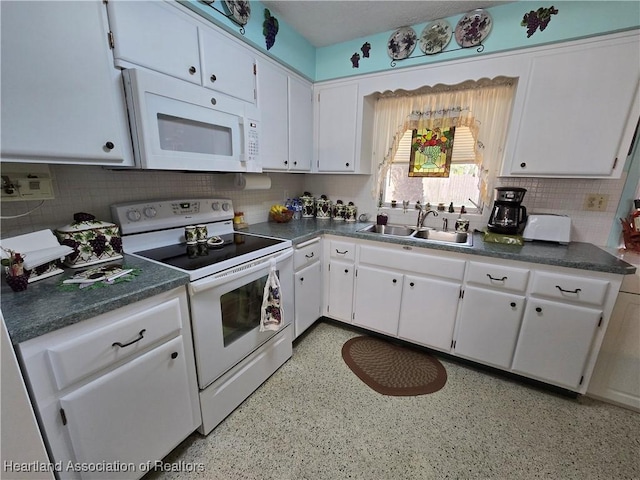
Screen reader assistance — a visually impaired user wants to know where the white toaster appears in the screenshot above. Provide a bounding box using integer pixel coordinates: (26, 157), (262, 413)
(522, 214), (571, 244)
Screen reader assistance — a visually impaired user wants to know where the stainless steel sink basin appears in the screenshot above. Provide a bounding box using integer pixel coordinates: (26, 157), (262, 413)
(359, 223), (473, 246)
(413, 229), (471, 245)
(358, 224), (415, 236)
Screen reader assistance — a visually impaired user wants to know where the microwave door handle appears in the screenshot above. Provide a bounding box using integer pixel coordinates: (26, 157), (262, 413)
(188, 249), (293, 294)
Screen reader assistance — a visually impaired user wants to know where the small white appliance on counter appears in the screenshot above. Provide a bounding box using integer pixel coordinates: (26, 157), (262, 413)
(522, 214), (572, 244)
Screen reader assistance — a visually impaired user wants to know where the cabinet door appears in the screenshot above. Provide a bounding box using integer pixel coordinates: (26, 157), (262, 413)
(294, 262), (322, 338)
(454, 286), (525, 369)
(289, 76), (313, 171)
(316, 83), (357, 172)
(506, 37), (639, 177)
(398, 275), (461, 352)
(1, 1), (132, 165)
(107, 1), (201, 84)
(59, 337), (196, 480)
(327, 260), (355, 323)
(588, 291), (640, 411)
(199, 27), (255, 103)
(353, 265), (402, 336)
(512, 298), (602, 390)
(257, 60), (289, 170)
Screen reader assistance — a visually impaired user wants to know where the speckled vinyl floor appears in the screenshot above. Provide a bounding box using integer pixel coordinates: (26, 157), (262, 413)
(144, 321), (640, 480)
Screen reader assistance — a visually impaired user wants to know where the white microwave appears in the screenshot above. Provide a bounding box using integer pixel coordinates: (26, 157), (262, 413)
(122, 68), (260, 172)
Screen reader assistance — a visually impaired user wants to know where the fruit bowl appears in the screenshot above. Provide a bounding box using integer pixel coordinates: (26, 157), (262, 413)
(269, 210), (294, 223)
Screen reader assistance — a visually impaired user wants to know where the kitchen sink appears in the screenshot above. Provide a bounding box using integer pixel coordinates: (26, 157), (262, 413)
(358, 224), (473, 247)
(413, 229), (470, 244)
(358, 224), (416, 236)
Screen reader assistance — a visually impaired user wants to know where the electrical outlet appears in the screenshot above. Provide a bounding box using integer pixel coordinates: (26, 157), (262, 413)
(584, 193), (609, 211)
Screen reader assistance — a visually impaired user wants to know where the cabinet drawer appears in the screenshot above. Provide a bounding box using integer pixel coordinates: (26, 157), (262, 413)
(466, 261), (530, 293)
(330, 240), (355, 261)
(359, 245), (465, 281)
(294, 239), (321, 270)
(47, 297), (184, 390)
(530, 271), (609, 306)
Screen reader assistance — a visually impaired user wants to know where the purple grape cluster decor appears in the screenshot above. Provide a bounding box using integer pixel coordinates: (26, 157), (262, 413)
(521, 6), (559, 38)
(350, 42), (372, 68)
(263, 9), (279, 50)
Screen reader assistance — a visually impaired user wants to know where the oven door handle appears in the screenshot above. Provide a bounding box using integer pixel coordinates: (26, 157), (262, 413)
(188, 248), (293, 294)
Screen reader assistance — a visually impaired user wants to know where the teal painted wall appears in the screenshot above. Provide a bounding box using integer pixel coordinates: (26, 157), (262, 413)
(183, 1), (639, 82)
(315, 1), (640, 81)
(180, 0), (316, 80)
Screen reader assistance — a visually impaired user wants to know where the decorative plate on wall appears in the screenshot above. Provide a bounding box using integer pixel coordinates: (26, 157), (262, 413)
(454, 9), (492, 48)
(387, 27), (417, 60)
(224, 0), (251, 26)
(419, 19), (452, 55)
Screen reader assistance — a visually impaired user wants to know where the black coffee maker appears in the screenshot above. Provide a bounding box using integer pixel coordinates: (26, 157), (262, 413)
(487, 187), (528, 234)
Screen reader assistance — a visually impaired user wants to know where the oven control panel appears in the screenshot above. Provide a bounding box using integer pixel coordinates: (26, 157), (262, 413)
(112, 198), (234, 235)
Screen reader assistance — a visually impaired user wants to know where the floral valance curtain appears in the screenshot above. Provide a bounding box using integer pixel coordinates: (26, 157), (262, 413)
(371, 77), (517, 207)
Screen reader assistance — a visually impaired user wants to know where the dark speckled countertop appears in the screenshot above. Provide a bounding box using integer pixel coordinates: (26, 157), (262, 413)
(2, 254), (189, 345)
(244, 219), (636, 275)
(3, 221), (633, 345)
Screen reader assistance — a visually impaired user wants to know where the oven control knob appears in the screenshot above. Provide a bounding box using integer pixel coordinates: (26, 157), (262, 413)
(126, 209), (142, 222)
(143, 207), (157, 218)
(222, 202), (231, 211)
(212, 202), (221, 211)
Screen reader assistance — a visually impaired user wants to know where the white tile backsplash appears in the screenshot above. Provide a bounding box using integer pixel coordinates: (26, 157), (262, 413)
(0, 166), (304, 238)
(0, 165), (630, 247)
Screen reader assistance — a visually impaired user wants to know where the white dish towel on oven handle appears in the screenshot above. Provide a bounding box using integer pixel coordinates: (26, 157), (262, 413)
(260, 258), (283, 332)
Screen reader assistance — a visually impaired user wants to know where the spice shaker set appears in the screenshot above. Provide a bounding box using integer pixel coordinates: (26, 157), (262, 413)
(298, 192), (357, 221)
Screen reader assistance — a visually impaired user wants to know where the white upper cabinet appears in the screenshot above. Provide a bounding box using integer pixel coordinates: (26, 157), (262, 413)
(257, 60), (289, 170)
(258, 60), (313, 172)
(502, 32), (640, 178)
(107, 1), (255, 103)
(1, 1), (133, 166)
(288, 76), (314, 171)
(315, 83), (359, 172)
(199, 27), (256, 103)
(107, 1), (200, 85)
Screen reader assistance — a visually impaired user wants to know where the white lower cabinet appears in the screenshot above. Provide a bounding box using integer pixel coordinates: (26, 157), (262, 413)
(512, 299), (603, 391)
(397, 275), (461, 352)
(17, 287), (200, 480)
(327, 259), (355, 322)
(353, 265), (402, 336)
(321, 236), (624, 395)
(59, 337), (194, 480)
(294, 261), (322, 338)
(454, 286), (525, 369)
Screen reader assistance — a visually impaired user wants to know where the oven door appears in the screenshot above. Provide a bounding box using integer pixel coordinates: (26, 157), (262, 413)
(188, 248), (293, 389)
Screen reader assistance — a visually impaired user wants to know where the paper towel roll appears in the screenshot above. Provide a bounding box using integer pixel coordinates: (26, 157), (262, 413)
(234, 173), (271, 190)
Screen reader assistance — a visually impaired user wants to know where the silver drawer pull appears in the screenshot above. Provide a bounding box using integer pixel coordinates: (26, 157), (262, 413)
(556, 285), (581, 294)
(305, 252), (315, 258)
(335, 249), (348, 255)
(112, 329), (146, 348)
(487, 274), (507, 282)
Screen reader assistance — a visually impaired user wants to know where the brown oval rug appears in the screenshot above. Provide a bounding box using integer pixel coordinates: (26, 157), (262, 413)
(341, 336), (447, 396)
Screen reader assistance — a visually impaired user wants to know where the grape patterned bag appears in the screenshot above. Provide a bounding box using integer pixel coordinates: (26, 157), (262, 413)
(260, 258), (283, 332)
(55, 212), (123, 268)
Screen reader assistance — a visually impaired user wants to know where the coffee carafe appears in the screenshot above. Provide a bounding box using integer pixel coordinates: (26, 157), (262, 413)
(487, 187), (528, 234)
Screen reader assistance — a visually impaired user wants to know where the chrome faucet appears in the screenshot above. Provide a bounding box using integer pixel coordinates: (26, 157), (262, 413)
(416, 205), (438, 229)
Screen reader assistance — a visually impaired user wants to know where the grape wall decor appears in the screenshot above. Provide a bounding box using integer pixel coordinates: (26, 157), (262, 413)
(361, 42), (371, 58)
(350, 52), (360, 68)
(521, 6), (559, 38)
(263, 9), (279, 50)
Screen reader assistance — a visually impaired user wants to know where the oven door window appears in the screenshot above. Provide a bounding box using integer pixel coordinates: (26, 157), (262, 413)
(220, 271), (279, 346)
